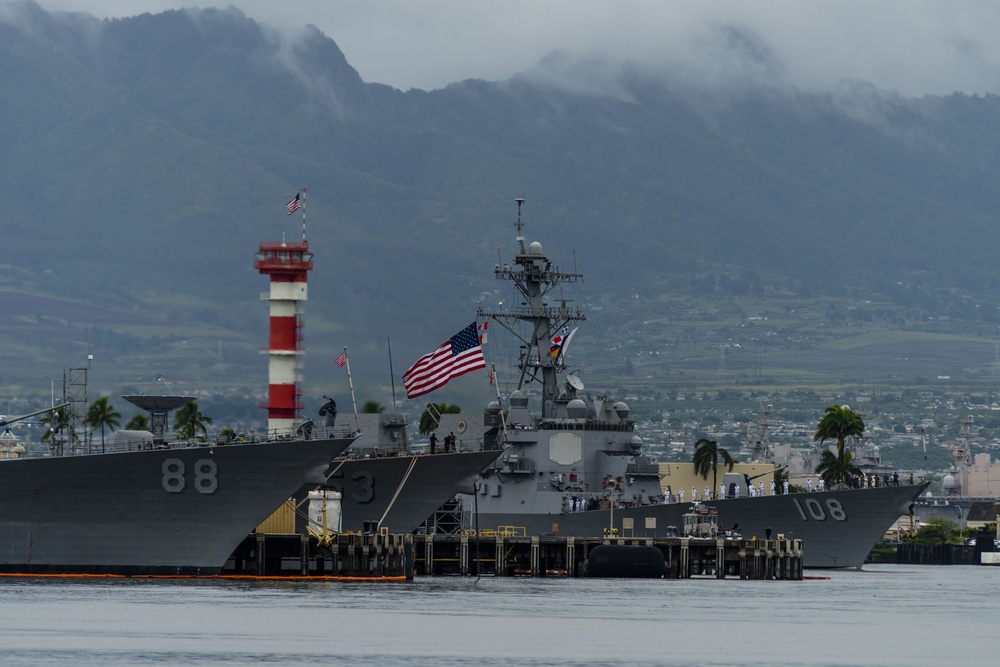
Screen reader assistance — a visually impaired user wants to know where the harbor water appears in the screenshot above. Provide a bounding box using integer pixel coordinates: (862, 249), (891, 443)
(0, 565), (995, 666)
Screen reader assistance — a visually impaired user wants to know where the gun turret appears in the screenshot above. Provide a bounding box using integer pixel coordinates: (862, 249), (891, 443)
(0, 403), (71, 429)
(746, 464), (787, 482)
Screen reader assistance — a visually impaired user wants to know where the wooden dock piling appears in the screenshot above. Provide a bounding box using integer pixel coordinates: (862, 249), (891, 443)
(227, 532), (414, 579)
(412, 534), (803, 579)
(227, 532), (801, 580)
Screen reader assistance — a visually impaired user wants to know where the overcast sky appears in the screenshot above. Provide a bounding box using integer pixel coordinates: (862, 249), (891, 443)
(31, 1), (1000, 96)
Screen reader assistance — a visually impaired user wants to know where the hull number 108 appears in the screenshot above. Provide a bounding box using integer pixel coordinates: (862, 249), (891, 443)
(791, 497), (847, 521)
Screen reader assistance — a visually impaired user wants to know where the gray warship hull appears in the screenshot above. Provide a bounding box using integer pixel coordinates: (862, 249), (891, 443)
(0, 434), (354, 575)
(461, 483), (925, 569)
(320, 449), (502, 533)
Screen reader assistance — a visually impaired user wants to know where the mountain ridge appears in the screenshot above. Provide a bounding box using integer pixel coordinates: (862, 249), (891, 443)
(3, 2), (1000, 411)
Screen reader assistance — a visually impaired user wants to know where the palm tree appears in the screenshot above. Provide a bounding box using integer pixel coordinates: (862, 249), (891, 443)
(418, 402), (460, 435)
(40, 408), (74, 453)
(813, 404), (865, 486)
(125, 414), (150, 431)
(815, 449), (862, 486)
(174, 401), (213, 442)
(692, 438), (735, 499)
(773, 464), (790, 494)
(85, 396), (121, 453)
(362, 400), (386, 414)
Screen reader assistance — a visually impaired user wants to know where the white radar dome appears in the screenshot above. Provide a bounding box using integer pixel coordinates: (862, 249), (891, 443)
(509, 390), (529, 408)
(567, 399), (587, 419)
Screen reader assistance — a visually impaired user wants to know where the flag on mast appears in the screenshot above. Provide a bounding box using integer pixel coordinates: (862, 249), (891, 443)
(335, 350), (347, 367)
(549, 325), (570, 358)
(552, 326), (579, 364)
(402, 322), (486, 399)
(286, 192), (301, 215)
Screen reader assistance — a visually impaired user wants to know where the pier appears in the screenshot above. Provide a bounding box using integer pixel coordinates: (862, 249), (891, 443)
(225, 532), (415, 579)
(226, 531), (801, 579)
(412, 533), (803, 579)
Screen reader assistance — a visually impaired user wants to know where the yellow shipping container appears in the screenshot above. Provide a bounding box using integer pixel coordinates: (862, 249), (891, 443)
(256, 498), (297, 534)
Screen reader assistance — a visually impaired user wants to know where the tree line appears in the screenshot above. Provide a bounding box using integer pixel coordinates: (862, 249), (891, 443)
(691, 403), (870, 495)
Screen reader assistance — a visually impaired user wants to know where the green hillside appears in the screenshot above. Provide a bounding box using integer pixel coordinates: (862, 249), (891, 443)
(3, 2), (1000, 416)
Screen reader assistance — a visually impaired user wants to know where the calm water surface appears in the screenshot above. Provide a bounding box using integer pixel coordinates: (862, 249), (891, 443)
(0, 565), (995, 666)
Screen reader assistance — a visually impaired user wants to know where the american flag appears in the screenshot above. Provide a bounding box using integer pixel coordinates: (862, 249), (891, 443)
(335, 351), (347, 367)
(403, 322), (486, 399)
(286, 192), (301, 215)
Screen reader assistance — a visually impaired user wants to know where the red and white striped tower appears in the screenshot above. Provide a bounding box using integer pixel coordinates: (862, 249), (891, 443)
(254, 236), (313, 437)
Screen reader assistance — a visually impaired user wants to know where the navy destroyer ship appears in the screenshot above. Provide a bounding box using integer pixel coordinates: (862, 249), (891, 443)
(448, 200), (926, 568)
(0, 398), (356, 575)
(306, 407), (502, 533)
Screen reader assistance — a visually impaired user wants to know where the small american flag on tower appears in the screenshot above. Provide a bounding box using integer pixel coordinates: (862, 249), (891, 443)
(335, 351), (347, 367)
(286, 192), (301, 215)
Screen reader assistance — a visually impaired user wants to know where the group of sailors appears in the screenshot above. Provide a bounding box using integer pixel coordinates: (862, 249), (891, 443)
(661, 478), (795, 504)
(564, 495), (603, 512)
(806, 472), (901, 490)
(658, 472), (904, 504)
(805, 478), (826, 492)
(852, 472), (901, 488)
(563, 470), (908, 512)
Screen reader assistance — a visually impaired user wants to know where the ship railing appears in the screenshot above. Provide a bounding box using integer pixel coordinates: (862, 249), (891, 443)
(422, 436), (489, 454)
(496, 454), (535, 474)
(189, 426), (356, 446)
(625, 462), (660, 478)
(455, 436), (489, 452)
(478, 526), (527, 538)
(537, 420), (635, 432)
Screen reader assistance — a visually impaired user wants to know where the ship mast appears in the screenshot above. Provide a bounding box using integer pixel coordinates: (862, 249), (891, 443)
(748, 402), (773, 462)
(477, 199), (585, 419)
